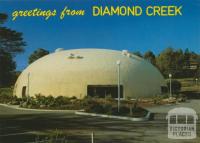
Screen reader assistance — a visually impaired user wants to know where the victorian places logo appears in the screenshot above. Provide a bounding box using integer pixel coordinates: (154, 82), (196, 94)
(166, 107), (198, 139)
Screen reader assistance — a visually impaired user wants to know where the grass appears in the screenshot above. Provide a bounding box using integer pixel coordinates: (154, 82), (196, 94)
(32, 129), (68, 143)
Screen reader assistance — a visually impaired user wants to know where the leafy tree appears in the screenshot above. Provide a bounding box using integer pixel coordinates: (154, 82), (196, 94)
(195, 67), (200, 79)
(0, 13), (7, 24)
(156, 48), (174, 77)
(28, 48), (49, 64)
(0, 14), (26, 55)
(184, 48), (190, 68)
(182, 49), (200, 77)
(190, 52), (200, 78)
(173, 49), (185, 77)
(156, 48), (185, 78)
(132, 51), (143, 57)
(0, 13), (26, 87)
(144, 50), (156, 65)
(0, 49), (16, 87)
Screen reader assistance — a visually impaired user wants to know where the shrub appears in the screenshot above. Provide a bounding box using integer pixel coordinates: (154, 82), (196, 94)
(83, 96), (114, 114)
(54, 96), (71, 106)
(35, 94), (48, 105)
(17, 94), (148, 117)
(132, 107), (148, 117)
(20, 94), (82, 110)
(0, 88), (20, 104)
(112, 106), (129, 115)
(82, 97), (148, 117)
(0, 88), (13, 96)
(153, 96), (162, 105)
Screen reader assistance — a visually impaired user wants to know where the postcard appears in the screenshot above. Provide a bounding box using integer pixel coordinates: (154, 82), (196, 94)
(0, 0), (199, 143)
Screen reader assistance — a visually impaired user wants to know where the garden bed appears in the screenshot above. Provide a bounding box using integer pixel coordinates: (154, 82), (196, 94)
(0, 89), (186, 114)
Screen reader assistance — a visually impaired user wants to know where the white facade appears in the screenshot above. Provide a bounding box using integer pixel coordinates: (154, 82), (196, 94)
(14, 49), (165, 99)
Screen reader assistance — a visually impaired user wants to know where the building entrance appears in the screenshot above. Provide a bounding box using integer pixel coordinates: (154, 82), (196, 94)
(87, 85), (123, 98)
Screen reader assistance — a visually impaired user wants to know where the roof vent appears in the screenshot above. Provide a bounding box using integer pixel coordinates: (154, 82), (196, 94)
(55, 48), (64, 52)
(68, 53), (75, 59)
(68, 53), (84, 59)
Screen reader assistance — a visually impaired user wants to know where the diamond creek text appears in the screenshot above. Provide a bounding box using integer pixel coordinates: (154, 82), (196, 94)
(12, 5), (182, 21)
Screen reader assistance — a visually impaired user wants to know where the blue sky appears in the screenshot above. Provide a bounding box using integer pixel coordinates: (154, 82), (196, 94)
(0, 0), (200, 70)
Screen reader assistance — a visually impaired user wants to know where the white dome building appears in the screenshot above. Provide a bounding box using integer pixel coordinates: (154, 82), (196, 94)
(14, 49), (165, 99)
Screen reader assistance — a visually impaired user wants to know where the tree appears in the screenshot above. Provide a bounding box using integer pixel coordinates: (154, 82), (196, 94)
(28, 48), (49, 64)
(156, 48), (185, 78)
(0, 14), (26, 55)
(132, 51), (143, 57)
(0, 49), (16, 87)
(190, 52), (200, 78)
(184, 48), (190, 68)
(0, 13), (26, 55)
(156, 48), (174, 77)
(173, 49), (185, 77)
(0, 13), (8, 24)
(0, 13), (26, 87)
(195, 55), (200, 78)
(144, 50), (156, 65)
(195, 68), (200, 79)
(0, 27), (26, 55)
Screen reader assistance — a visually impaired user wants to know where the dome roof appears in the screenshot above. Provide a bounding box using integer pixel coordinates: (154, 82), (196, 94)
(14, 48), (165, 99)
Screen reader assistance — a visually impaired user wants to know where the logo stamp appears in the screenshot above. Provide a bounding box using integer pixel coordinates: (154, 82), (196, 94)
(166, 107), (198, 139)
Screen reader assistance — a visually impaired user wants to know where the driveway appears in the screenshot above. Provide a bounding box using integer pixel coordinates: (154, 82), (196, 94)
(0, 104), (199, 143)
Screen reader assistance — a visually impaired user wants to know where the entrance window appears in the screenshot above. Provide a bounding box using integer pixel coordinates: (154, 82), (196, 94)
(87, 85), (123, 98)
(22, 86), (26, 97)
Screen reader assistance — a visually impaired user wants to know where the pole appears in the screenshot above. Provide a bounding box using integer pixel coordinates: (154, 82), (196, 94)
(117, 62), (120, 113)
(27, 72), (30, 102)
(91, 132), (94, 143)
(169, 76), (172, 98)
(196, 78), (198, 86)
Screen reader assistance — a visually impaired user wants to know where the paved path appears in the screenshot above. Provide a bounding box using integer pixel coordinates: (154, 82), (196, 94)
(145, 99), (200, 114)
(0, 103), (200, 143)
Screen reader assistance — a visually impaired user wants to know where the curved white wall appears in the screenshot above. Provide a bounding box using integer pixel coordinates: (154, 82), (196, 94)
(14, 49), (165, 99)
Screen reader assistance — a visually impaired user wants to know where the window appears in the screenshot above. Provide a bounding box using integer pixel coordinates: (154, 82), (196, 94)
(87, 85), (123, 98)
